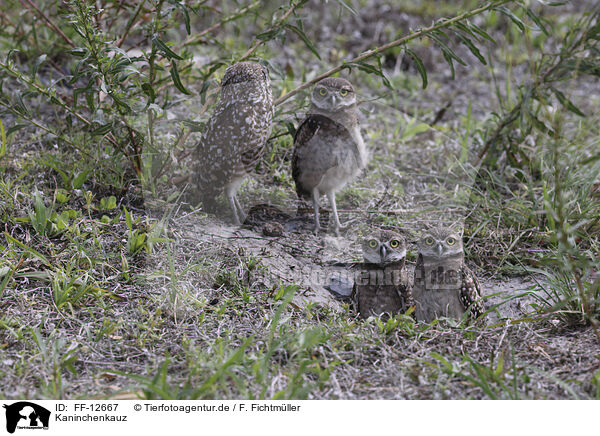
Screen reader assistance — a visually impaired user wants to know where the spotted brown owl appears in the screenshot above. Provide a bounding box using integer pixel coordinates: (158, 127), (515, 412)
(351, 230), (414, 319)
(412, 226), (484, 323)
(195, 62), (273, 225)
(292, 77), (368, 234)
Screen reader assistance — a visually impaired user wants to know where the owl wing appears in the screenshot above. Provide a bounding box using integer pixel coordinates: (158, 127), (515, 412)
(292, 115), (320, 153)
(395, 268), (415, 316)
(412, 254), (425, 292)
(396, 283), (415, 314)
(196, 101), (251, 193)
(350, 280), (360, 315)
(292, 114), (356, 198)
(240, 103), (274, 171)
(459, 265), (485, 319)
(351, 274), (375, 319)
(197, 100), (272, 187)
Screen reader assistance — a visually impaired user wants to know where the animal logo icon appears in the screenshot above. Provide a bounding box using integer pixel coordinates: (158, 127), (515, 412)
(3, 402), (50, 434)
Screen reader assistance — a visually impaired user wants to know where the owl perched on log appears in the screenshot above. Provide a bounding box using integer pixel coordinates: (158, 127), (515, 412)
(292, 77), (368, 234)
(195, 62), (273, 225)
(351, 230), (414, 319)
(412, 227), (484, 323)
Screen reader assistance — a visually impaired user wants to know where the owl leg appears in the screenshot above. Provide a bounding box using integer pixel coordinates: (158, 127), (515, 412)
(225, 186), (243, 226)
(327, 191), (342, 235)
(233, 195), (246, 223)
(312, 188), (321, 234)
(227, 194), (241, 225)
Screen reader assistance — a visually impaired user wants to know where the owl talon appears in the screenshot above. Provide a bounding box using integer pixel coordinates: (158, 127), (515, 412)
(235, 210), (247, 226)
(232, 214), (242, 226)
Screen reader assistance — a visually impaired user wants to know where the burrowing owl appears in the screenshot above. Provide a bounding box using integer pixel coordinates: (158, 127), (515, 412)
(292, 77), (367, 234)
(412, 227), (484, 323)
(351, 230), (414, 319)
(195, 62), (273, 224)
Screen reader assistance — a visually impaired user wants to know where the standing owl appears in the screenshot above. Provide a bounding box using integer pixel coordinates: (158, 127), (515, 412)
(412, 227), (484, 323)
(292, 77), (368, 234)
(195, 62), (273, 225)
(351, 230), (414, 319)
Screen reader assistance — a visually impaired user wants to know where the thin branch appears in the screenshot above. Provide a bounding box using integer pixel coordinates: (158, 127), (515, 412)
(0, 58), (133, 168)
(116, 0), (148, 48)
(475, 104), (521, 165)
(18, 0), (76, 47)
(184, 1), (262, 45)
(0, 10), (67, 74)
(0, 60), (90, 126)
(105, 0), (129, 32)
(153, 130), (192, 181)
(0, 99), (93, 164)
(476, 55), (567, 166)
(476, 9), (597, 166)
(274, 0), (512, 106)
(239, 0), (301, 61)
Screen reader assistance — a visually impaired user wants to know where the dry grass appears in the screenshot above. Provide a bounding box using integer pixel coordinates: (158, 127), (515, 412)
(1, 0), (599, 400)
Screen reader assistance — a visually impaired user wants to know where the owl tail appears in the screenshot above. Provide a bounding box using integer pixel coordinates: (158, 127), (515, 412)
(189, 178), (220, 214)
(201, 197), (220, 214)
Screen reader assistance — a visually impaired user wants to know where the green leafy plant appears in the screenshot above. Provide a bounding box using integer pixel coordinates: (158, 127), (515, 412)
(29, 328), (79, 399)
(51, 267), (95, 310)
(28, 191), (54, 236)
(430, 346), (528, 399)
(123, 206), (149, 255)
(478, 8), (600, 170)
(0, 119), (7, 159)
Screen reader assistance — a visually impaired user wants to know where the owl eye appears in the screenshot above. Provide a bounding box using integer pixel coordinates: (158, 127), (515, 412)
(339, 88), (349, 97)
(424, 237), (434, 246)
(389, 239), (400, 248)
(446, 237), (456, 246)
(318, 88), (327, 96)
(368, 239), (378, 249)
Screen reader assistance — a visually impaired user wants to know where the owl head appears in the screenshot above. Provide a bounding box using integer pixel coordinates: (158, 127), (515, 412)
(361, 230), (407, 265)
(417, 226), (463, 259)
(221, 61), (269, 87)
(310, 77), (356, 112)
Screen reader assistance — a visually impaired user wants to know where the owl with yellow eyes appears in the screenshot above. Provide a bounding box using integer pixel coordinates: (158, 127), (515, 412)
(292, 77), (368, 234)
(412, 226), (484, 323)
(351, 230), (414, 319)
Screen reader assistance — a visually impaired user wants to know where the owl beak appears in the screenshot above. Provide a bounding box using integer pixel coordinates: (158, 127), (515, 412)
(380, 245), (387, 263)
(330, 95), (337, 106)
(435, 243), (443, 256)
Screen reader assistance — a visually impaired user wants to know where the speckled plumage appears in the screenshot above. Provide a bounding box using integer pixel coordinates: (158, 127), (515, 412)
(195, 62), (273, 224)
(412, 227), (484, 323)
(351, 230), (414, 319)
(292, 77), (367, 234)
